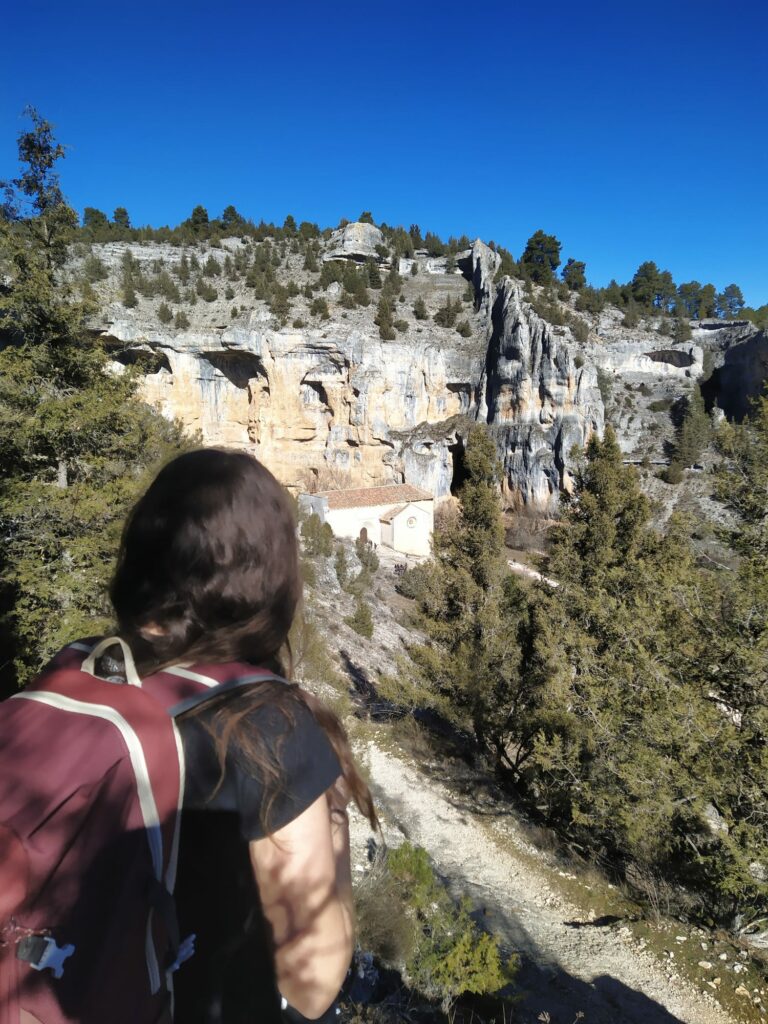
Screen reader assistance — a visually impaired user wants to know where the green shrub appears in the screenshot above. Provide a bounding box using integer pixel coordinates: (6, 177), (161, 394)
(356, 843), (514, 1008)
(310, 297), (330, 320)
(596, 367), (613, 404)
(345, 598), (373, 638)
(174, 310), (190, 329)
(413, 296), (428, 320)
(394, 319), (408, 333)
(203, 254), (221, 277)
(195, 278), (218, 302)
(661, 461), (684, 484)
(456, 319), (472, 337)
(568, 314), (589, 343)
(83, 254), (108, 282)
(157, 302), (173, 324)
(355, 537), (379, 573)
(574, 354), (585, 369)
(649, 398), (673, 413)
(335, 545), (348, 587)
(433, 296), (462, 328)
(301, 513), (333, 557)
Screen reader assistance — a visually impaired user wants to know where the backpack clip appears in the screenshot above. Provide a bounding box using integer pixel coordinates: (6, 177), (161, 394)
(167, 932), (195, 973)
(17, 934), (75, 979)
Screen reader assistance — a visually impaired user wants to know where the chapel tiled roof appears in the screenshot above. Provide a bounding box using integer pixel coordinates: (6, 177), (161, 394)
(316, 484), (433, 510)
(379, 504), (407, 524)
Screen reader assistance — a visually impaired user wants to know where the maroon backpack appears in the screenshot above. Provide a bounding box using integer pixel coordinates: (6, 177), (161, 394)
(0, 637), (278, 1024)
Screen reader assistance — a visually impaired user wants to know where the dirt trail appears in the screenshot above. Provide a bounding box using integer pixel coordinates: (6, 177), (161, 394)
(355, 741), (738, 1024)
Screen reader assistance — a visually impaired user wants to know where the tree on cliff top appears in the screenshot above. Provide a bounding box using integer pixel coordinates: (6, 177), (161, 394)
(0, 110), (188, 691)
(520, 230), (561, 285)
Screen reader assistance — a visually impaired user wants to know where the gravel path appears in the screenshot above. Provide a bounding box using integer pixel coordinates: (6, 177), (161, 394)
(353, 742), (738, 1024)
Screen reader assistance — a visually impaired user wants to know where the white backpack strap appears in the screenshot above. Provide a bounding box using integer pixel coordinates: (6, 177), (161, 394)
(81, 636), (142, 687)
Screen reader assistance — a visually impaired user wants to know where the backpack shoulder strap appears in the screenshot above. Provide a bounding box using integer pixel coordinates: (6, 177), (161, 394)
(168, 672), (286, 718)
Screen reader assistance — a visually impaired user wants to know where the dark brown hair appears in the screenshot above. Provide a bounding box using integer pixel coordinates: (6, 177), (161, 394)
(110, 448), (376, 829)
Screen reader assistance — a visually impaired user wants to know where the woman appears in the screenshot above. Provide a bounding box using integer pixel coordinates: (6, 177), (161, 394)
(108, 447), (377, 1023)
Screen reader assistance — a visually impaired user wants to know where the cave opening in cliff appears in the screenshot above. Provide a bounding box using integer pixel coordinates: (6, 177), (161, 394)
(449, 436), (469, 495)
(112, 348), (171, 374)
(301, 380), (329, 408)
(203, 351), (268, 390)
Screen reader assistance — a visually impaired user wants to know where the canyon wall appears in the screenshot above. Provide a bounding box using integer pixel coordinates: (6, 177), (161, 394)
(101, 240), (606, 509)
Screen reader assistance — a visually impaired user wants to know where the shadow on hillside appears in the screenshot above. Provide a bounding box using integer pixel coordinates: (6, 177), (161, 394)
(511, 960), (689, 1023)
(355, 676), (697, 1023)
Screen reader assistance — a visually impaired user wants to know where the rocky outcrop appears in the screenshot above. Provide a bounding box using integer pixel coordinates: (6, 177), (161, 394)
(698, 322), (768, 420)
(105, 320), (483, 500)
(470, 238), (500, 317)
(478, 276), (604, 506)
(101, 239), (607, 512)
(589, 341), (705, 379)
(323, 221), (383, 263)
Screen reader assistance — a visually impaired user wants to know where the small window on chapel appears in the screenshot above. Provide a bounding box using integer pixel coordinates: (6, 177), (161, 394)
(407, 516), (417, 528)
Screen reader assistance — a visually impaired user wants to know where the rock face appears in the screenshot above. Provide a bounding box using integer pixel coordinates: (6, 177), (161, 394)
(99, 238), (609, 512)
(478, 277), (604, 506)
(106, 320), (481, 501)
(323, 221), (384, 262)
(696, 321), (767, 420)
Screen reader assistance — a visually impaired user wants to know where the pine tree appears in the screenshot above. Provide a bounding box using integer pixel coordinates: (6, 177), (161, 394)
(366, 259), (382, 289)
(345, 598), (373, 638)
(335, 545), (348, 587)
(157, 302), (173, 324)
(675, 385), (710, 468)
(520, 230), (561, 284)
(413, 296), (428, 320)
(0, 111), (187, 691)
(562, 258), (587, 291)
(405, 428), (532, 764)
(375, 297), (396, 340)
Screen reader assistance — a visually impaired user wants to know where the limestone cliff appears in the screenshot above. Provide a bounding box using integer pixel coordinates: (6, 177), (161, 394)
(478, 276), (604, 506)
(88, 228), (761, 511)
(98, 236), (607, 510)
(105, 319), (482, 501)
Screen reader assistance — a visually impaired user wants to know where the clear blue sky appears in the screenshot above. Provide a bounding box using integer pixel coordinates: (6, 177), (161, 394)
(2, 0), (766, 305)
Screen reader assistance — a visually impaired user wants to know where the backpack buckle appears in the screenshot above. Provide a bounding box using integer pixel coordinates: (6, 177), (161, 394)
(17, 934), (75, 979)
(167, 932), (195, 973)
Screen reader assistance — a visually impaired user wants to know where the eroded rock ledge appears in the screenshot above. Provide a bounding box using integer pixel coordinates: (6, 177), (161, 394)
(101, 241), (608, 510)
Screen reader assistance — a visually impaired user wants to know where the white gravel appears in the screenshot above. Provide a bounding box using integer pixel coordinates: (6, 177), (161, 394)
(349, 741), (739, 1024)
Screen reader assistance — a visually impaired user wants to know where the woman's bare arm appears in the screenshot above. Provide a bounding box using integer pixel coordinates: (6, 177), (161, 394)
(249, 781), (354, 1019)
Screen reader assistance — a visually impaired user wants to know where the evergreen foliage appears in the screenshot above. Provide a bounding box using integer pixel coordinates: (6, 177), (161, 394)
(433, 296), (462, 328)
(334, 545), (348, 587)
(300, 513), (333, 557)
(310, 297), (330, 320)
(413, 296), (428, 320)
(674, 385), (711, 468)
(0, 111), (188, 690)
(520, 230), (562, 284)
(562, 257), (587, 291)
(375, 296), (396, 340)
(345, 598), (373, 638)
(356, 843), (514, 1008)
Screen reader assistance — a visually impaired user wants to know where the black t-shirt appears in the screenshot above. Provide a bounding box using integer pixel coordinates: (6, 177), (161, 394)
(173, 695), (341, 1024)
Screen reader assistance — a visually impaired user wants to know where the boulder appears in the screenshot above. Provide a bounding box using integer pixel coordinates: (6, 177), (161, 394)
(323, 221), (384, 263)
